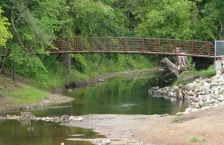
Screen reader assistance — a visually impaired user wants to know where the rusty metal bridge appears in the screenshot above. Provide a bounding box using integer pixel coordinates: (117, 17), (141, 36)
(51, 37), (215, 58)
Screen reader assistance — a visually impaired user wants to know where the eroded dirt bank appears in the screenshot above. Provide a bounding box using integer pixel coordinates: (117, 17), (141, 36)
(64, 106), (224, 145)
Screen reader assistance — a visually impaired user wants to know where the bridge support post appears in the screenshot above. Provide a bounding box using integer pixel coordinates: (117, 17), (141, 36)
(215, 58), (222, 76)
(61, 54), (71, 77)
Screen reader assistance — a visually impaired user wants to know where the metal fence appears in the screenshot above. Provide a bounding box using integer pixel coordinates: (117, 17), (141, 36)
(215, 40), (224, 57)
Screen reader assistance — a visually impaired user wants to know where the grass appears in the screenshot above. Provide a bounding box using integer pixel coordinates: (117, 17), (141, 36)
(190, 136), (206, 143)
(171, 117), (179, 122)
(9, 85), (48, 104)
(187, 65), (215, 77)
(171, 64), (215, 87)
(0, 74), (49, 105)
(191, 136), (199, 142)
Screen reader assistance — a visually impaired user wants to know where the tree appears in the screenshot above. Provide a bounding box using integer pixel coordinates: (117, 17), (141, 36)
(134, 0), (197, 39)
(0, 7), (12, 73)
(0, 7), (11, 47)
(0, 0), (70, 76)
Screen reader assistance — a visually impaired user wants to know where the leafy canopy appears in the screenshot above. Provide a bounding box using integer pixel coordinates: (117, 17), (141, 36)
(0, 7), (12, 47)
(135, 0), (196, 39)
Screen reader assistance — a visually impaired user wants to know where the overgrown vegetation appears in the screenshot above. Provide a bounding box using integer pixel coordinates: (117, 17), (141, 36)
(0, 0), (221, 90)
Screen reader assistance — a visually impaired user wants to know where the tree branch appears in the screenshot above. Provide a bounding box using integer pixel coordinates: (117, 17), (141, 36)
(11, 10), (32, 55)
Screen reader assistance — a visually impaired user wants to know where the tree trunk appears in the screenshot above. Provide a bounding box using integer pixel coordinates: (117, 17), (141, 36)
(98, 53), (104, 74)
(173, 55), (189, 70)
(61, 54), (71, 74)
(161, 57), (180, 78)
(160, 47), (191, 77)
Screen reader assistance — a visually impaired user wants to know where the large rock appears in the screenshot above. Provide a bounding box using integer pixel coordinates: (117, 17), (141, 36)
(199, 82), (210, 91)
(185, 83), (195, 91)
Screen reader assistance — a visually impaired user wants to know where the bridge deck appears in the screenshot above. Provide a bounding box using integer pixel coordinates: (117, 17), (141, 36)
(51, 37), (215, 58)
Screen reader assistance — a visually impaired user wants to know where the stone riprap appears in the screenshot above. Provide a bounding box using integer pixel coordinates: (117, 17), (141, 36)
(148, 75), (224, 115)
(2, 112), (84, 124)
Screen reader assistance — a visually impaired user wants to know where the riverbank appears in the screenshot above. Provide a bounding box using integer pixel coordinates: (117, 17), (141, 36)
(0, 69), (160, 113)
(0, 74), (73, 113)
(64, 106), (224, 145)
(63, 73), (224, 144)
(1, 70), (223, 145)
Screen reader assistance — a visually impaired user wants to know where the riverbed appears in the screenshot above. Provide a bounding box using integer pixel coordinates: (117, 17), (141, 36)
(0, 72), (190, 145)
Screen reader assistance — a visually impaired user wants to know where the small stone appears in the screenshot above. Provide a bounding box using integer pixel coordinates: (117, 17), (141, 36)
(105, 139), (111, 144)
(61, 115), (70, 121)
(41, 117), (46, 120)
(176, 112), (183, 116)
(194, 103), (200, 108)
(185, 108), (192, 113)
(199, 100), (204, 106)
(185, 83), (195, 91)
(201, 106), (211, 110)
(183, 112), (190, 115)
(213, 104), (219, 107)
(69, 116), (76, 121)
(217, 98), (224, 102)
(192, 108), (199, 112)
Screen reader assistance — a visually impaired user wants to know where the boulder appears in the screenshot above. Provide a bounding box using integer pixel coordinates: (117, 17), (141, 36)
(199, 82), (210, 91)
(185, 83), (195, 91)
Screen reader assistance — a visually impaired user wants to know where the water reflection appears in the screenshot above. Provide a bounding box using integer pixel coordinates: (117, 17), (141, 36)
(40, 72), (187, 116)
(0, 119), (103, 145)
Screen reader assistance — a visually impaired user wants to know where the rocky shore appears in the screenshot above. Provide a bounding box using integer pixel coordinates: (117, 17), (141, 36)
(148, 74), (224, 115)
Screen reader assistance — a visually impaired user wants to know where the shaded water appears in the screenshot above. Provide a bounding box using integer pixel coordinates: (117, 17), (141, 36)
(0, 72), (188, 145)
(0, 119), (103, 145)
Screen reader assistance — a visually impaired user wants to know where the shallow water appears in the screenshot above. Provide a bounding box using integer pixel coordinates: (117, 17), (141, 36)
(0, 119), (104, 145)
(0, 72), (188, 145)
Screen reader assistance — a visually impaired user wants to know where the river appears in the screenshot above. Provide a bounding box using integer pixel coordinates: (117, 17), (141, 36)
(0, 72), (188, 145)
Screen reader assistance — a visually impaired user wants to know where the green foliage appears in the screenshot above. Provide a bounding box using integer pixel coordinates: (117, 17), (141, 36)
(191, 136), (199, 142)
(68, 0), (130, 36)
(0, 7), (12, 47)
(190, 136), (206, 142)
(7, 44), (46, 77)
(187, 65), (215, 77)
(134, 0), (196, 39)
(71, 54), (87, 72)
(0, 0), (221, 90)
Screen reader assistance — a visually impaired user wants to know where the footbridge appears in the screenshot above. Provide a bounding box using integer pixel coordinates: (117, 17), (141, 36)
(51, 37), (215, 58)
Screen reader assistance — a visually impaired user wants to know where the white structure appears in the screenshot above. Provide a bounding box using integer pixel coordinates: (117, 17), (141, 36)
(215, 40), (224, 75)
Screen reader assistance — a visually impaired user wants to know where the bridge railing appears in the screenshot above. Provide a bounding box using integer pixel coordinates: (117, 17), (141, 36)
(51, 37), (214, 58)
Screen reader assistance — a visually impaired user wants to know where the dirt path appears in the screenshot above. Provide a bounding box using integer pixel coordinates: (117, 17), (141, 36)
(64, 106), (224, 145)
